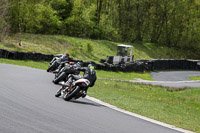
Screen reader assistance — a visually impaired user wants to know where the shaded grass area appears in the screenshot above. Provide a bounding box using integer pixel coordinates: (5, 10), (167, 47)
(0, 58), (199, 132)
(88, 80), (200, 132)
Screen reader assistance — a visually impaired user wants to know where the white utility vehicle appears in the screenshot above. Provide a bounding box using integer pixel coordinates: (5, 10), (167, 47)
(106, 44), (134, 64)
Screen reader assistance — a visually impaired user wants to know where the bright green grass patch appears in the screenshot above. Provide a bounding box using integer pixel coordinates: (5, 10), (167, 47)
(189, 76), (200, 80)
(88, 80), (200, 132)
(96, 70), (153, 81)
(0, 58), (49, 70)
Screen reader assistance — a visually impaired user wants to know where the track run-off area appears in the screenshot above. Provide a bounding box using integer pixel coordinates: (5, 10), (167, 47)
(0, 63), (195, 133)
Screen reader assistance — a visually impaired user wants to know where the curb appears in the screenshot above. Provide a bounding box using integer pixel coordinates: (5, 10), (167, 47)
(86, 96), (194, 133)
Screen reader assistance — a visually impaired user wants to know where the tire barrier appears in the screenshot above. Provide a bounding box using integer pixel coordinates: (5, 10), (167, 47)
(1, 49), (200, 72)
(89, 59), (200, 72)
(146, 59), (200, 71)
(0, 49), (54, 61)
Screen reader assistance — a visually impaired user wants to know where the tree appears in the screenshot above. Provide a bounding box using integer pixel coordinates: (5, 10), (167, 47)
(0, 0), (10, 41)
(9, 0), (61, 34)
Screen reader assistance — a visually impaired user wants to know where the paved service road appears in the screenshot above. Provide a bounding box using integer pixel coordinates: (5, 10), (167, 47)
(150, 71), (200, 81)
(0, 64), (187, 133)
(149, 71), (200, 88)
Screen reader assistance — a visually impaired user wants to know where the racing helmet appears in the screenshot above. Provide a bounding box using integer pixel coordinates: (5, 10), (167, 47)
(65, 53), (69, 56)
(88, 64), (94, 70)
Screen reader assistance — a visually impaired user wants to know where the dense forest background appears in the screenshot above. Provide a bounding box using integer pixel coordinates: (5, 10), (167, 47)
(0, 0), (200, 58)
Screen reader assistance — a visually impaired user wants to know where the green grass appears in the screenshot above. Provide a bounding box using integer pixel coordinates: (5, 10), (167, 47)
(96, 70), (153, 81)
(89, 80), (200, 132)
(0, 58), (49, 70)
(0, 58), (199, 132)
(0, 33), (191, 63)
(189, 76), (200, 80)
(0, 33), (117, 63)
(1, 33), (199, 132)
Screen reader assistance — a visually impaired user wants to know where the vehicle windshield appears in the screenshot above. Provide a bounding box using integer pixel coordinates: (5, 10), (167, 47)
(117, 46), (131, 56)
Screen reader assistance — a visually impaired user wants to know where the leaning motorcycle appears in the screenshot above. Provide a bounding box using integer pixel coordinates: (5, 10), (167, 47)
(47, 57), (62, 72)
(52, 62), (81, 84)
(55, 77), (90, 101)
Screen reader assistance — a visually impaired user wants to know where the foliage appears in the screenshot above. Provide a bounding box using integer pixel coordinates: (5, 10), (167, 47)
(5, 0), (200, 59)
(0, 0), (10, 41)
(9, 0), (61, 34)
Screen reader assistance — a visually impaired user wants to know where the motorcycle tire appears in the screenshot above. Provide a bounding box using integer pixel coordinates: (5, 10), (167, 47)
(53, 72), (67, 84)
(63, 86), (80, 101)
(47, 62), (56, 72)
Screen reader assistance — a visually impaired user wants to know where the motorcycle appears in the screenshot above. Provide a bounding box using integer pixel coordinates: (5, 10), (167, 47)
(52, 62), (81, 84)
(47, 57), (62, 72)
(55, 77), (90, 101)
(47, 54), (70, 72)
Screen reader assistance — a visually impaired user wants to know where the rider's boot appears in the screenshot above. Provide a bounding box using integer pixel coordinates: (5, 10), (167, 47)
(82, 89), (88, 98)
(64, 77), (73, 87)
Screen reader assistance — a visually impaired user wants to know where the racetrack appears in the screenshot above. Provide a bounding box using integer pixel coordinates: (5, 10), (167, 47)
(0, 64), (190, 133)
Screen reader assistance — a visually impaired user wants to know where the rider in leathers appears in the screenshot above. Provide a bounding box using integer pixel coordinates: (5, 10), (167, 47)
(66, 64), (97, 97)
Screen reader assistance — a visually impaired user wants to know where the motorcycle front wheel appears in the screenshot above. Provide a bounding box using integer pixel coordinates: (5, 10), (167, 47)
(63, 86), (80, 101)
(47, 62), (56, 72)
(55, 87), (63, 97)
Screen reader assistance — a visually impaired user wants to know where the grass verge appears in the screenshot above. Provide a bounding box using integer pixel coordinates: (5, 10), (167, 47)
(89, 80), (200, 132)
(189, 76), (200, 80)
(0, 58), (199, 132)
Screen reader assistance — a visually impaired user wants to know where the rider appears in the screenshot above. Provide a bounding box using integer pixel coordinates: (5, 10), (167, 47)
(54, 53), (71, 73)
(65, 64), (97, 97)
(60, 53), (70, 62)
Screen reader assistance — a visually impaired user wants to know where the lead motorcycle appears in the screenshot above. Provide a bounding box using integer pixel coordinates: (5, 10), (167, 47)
(47, 56), (62, 72)
(47, 54), (70, 72)
(55, 75), (90, 101)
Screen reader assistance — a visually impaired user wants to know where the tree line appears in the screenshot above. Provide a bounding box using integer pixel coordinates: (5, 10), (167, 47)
(1, 0), (200, 58)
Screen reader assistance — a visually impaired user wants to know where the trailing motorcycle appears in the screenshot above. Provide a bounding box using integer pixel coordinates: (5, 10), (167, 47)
(52, 62), (81, 84)
(55, 77), (90, 101)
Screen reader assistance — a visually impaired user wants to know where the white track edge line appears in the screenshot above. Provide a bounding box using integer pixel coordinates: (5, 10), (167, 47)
(86, 96), (194, 133)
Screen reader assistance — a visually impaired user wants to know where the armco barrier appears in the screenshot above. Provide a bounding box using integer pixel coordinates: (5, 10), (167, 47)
(93, 59), (200, 72)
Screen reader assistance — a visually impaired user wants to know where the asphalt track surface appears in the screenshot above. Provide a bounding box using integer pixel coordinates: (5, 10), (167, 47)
(0, 64), (192, 133)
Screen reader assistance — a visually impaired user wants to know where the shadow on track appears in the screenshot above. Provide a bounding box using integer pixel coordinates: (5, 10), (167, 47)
(70, 99), (104, 107)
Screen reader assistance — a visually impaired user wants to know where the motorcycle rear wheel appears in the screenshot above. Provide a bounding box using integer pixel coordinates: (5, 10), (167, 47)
(63, 86), (80, 101)
(53, 72), (67, 84)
